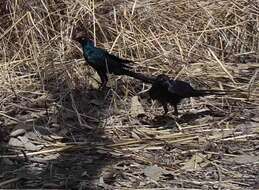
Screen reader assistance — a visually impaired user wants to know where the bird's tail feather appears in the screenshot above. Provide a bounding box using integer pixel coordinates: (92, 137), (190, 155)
(122, 69), (156, 84)
(192, 89), (237, 97)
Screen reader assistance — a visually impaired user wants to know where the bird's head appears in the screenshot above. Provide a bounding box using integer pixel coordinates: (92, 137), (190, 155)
(156, 74), (170, 82)
(72, 31), (94, 45)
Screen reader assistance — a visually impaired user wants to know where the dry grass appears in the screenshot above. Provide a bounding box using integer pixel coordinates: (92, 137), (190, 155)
(0, 0), (258, 189)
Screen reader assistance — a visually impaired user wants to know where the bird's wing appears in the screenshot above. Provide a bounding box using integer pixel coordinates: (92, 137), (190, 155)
(84, 45), (106, 62)
(87, 47), (123, 69)
(167, 80), (195, 97)
(86, 44), (132, 69)
(104, 52), (132, 68)
(93, 47), (108, 59)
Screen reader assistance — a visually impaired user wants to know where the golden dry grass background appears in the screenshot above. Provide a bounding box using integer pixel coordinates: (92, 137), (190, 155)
(0, 0), (259, 189)
(0, 0), (258, 86)
(0, 0), (258, 93)
(0, 0), (258, 125)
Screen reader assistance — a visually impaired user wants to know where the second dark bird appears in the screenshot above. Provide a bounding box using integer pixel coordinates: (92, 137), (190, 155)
(74, 34), (154, 88)
(149, 74), (227, 115)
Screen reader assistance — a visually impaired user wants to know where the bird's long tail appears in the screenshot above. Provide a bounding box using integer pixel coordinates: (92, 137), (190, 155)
(191, 89), (235, 97)
(122, 69), (156, 84)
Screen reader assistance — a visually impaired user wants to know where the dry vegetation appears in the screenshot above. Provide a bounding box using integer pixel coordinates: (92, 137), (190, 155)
(0, 0), (259, 189)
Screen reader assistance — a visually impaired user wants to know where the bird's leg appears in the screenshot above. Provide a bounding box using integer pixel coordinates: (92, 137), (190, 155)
(173, 104), (179, 116)
(97, 70), (108, 89)
(162, 103), (168, 116)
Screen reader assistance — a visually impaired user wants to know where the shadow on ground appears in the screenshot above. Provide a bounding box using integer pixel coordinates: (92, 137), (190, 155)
(143, 108), (223, 127)
(0, 70), (123, 189)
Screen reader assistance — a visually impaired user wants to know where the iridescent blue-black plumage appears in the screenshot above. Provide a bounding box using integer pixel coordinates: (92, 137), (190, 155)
(149, 74), (226, 115)
(74, 35), (154, 87)
(80, 39), (132, 72)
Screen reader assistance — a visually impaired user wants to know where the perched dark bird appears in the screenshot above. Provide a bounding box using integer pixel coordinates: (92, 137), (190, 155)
(74, 34), (155, 87)
(149, 74), (227, 115)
